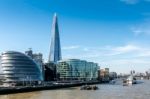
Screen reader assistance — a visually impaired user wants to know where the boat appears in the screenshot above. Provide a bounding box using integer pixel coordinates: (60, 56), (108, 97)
(80, 85), (98, 90)
(123, 75), (136, 86)
(92, 85), (99, 90)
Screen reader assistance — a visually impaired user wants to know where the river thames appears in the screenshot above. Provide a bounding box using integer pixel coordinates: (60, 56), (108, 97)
(0, 80), (150, 99)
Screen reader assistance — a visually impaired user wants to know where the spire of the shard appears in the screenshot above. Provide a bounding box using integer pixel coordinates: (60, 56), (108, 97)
(48, 13), (62, 63)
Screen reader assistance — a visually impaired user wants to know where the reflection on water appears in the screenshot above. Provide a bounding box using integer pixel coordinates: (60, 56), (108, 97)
(0, 80), (150, 99)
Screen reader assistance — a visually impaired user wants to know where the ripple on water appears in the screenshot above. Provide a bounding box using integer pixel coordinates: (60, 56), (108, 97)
(0, 80), (150, 99)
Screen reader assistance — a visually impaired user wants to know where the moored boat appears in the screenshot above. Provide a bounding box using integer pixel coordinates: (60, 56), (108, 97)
(80, 85), (98, 90)
(123, 75), (136, 86)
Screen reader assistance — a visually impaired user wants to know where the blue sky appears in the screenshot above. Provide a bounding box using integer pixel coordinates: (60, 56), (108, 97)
(0, 0), (150, 73)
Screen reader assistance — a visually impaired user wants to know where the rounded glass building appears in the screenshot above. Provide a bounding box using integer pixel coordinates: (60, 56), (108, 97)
(0, 51), (43, 84)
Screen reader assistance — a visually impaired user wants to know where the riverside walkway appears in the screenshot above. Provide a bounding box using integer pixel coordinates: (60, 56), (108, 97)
(0, 81), (100, 95)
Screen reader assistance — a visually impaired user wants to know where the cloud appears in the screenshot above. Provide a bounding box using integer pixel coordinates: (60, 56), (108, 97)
(131, 27), (150, 36)
(63, 44), (150, 59)
(120, 0), (139, 4)
(120, 0), (150, 4)
(113, 45), (141, 53)
(132, 29), (143, 36)
(145, 0), (150, 2)
(62, 44), (150, 73)
(137, 50), (150, 57)
(83, 48), (89, 52)
(131, 19), (150, 36)
(101, 59), (150, 72)
(112, 44), (150, 57)
(62, 45), (80, 50)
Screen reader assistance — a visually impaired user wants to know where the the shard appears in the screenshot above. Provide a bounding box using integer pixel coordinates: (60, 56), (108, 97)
(48, 13), (62, 63)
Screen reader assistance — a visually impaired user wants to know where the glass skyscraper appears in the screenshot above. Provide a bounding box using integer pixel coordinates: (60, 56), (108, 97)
(48, 13), (62, 63)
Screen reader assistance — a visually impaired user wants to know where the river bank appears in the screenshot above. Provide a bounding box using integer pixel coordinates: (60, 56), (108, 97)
(0, 80), (149, 99)
(0, 81), (100, 95)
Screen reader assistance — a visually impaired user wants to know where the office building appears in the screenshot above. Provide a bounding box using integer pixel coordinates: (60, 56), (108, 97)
(25, 48), (44, 78)
(48, 13), (62, 63)
(57, 59), (99, 81)
(0, 51), (43, 86)
(100, 68), (110, 82)
(44, 62), (57, 81)
(109, 72), (117, 80)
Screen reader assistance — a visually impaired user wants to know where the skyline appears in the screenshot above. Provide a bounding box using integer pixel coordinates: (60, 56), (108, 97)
(0, 0), (150, 73)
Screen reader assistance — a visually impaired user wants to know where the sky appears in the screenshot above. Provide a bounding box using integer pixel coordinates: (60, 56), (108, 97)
(0, 0), (150, 74)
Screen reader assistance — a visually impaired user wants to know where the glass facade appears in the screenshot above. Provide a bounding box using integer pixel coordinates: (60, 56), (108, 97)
(0, 51), (43, 83)
(48, 13), (62, 63)
(0, 56), (2, 73)
(57, 59), (99, 81)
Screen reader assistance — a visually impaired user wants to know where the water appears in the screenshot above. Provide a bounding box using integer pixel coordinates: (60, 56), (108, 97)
(0, 80), (150, 99)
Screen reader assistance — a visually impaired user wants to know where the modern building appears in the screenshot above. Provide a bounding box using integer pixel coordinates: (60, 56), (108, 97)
(44, 62), (57, 81)
(57, 59), (99, 81)
(0, 56), (5, 85)
(0, 55), (1, 72)
(25, 48), (44, 78)
(109, 72), (117, 80)
(100, 68), (110, 82)
(48, 13), (62, 63)
(0, 51), (43, 86)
